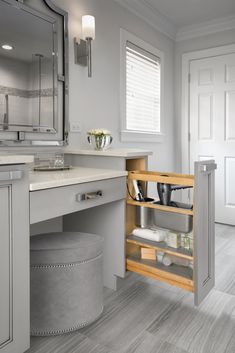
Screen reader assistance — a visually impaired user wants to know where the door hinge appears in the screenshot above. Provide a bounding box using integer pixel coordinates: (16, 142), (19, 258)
(57, 74), (65, 82)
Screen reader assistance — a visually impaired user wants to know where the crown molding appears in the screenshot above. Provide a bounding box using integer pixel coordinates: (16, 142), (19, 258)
(114, 0), (235, 43)
(113, 0), (176, 40)
(176, 14), (235, 41)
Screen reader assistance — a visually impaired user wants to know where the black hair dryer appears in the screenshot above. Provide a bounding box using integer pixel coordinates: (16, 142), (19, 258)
(157, 182), (192, 206)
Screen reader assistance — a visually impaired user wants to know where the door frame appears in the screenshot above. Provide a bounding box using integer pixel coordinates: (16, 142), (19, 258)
(181, 43), (235, 174)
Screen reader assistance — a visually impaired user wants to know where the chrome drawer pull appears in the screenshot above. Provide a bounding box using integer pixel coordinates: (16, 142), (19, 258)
(76, 190), (103, 202)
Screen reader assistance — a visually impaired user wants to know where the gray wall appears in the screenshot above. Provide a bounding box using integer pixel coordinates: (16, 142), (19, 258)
(53, 0), (175, 172)
(174, 28), (235, 171)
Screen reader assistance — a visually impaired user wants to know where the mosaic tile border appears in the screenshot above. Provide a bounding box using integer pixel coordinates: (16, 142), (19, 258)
(0, 85), (57, 98)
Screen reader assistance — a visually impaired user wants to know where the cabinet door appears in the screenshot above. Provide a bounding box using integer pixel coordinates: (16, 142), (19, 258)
(194, 160), (216, 305)
(0, 166), (29, 353)
(0, 186), (11, 348)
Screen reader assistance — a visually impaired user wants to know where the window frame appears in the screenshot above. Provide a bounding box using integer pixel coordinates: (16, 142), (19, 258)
(120, 29), (165, 143)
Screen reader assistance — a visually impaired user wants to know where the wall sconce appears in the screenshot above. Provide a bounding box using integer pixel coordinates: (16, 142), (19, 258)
(74, 15), (95, 78)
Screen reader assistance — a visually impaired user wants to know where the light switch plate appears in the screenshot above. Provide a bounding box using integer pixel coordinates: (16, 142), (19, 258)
(70, 122), (81, 133)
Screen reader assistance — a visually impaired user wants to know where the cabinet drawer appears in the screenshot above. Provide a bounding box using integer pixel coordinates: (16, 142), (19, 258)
(30, 177), (126, 224)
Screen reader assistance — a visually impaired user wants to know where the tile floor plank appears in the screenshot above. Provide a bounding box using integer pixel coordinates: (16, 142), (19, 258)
(121, 331), (190, 353)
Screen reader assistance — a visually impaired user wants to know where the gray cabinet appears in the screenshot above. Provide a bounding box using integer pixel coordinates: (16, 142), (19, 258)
(30, 177), (127, 291)
(0, 166), (29, 353)
(194, 160), (216, 305)
(65, 152), (149, 172)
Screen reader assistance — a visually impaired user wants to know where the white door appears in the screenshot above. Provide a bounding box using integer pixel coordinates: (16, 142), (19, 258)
(189, 52), (235, 225)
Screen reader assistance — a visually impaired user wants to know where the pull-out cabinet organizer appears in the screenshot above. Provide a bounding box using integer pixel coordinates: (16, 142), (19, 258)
(126, 161), (216, 305)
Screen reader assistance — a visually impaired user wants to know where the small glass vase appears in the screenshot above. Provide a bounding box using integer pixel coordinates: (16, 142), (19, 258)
(87, 134), (113, 151)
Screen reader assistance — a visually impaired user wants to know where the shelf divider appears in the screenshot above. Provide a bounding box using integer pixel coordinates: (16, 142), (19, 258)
(126, 199), (194, 216)
(128, 170), (194, 186)
(126, 235), (193, 261)
(126, 255), (194, 292)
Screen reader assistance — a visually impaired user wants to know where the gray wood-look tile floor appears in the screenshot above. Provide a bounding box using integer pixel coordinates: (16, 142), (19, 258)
(26, 224), (235, 353)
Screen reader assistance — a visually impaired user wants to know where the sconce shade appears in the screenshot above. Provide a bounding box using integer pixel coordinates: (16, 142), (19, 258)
(82, 15), (95, 40)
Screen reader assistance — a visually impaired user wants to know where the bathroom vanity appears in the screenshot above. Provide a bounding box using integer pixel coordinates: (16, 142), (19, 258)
(0, 157), (129, 353)
(0, 153), (217, 353)
(30, 167), (128, 290)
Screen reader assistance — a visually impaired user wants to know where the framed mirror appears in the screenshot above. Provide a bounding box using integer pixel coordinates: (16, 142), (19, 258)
(0, 0), (68, 146)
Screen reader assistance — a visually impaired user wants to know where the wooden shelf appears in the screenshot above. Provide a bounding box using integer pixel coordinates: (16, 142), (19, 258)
(126, 255), (194, 292)
(126, 199), (194, 216)
(126, 235), (193, 261)
(128, 170), (194, 187)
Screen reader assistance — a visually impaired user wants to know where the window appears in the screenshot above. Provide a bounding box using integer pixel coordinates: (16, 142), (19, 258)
(120, 29), (164, 142)
(126, 42), (161, 133)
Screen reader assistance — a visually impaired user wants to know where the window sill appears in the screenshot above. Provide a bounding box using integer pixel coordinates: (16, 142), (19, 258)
(120, 130), (165, 143)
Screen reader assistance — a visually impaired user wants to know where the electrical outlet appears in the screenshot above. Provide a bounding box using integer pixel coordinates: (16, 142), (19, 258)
(70, 122), (81, 132)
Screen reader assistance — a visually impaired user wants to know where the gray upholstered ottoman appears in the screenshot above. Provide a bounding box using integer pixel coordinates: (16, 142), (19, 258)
(30, 232), (103, 336)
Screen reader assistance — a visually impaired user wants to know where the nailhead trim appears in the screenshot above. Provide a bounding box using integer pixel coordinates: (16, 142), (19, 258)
(31, 252), (102, 269)
(30, 306), (104, 336)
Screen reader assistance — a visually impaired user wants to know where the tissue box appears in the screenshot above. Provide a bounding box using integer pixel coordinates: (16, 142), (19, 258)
(141, 247), (156, 260)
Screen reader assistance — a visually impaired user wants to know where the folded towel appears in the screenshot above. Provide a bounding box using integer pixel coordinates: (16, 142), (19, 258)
(162, 254), (192, 268)
(132, 227), (166, 242)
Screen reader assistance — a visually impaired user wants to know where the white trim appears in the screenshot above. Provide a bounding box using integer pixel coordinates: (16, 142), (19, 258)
(176, 14), (235, 42)
(114, 0), (176, 40)
(120, 28), (165, 143)
(181, 44), (235, 174)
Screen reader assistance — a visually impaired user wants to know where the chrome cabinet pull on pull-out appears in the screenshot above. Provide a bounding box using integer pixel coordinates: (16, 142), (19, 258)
(76, 190), (103, 202)
(200, 163), (217, 174)
(0, 170), (23, 182)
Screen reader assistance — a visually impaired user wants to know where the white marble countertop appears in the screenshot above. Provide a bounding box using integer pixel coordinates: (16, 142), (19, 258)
(64, 148), (152, 158)
(0, 154), (34, 165)
(29, 167), (127, 191)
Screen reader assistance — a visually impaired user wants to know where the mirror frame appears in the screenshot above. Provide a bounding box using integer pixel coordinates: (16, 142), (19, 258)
(0, 0), (69, 146)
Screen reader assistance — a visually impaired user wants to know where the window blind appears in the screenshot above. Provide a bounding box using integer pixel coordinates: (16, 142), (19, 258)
(126, 41), (161, 133)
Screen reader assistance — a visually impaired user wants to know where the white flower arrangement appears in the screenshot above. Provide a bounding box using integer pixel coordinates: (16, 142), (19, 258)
(87, 128), (113, 150)
(87, 129), (111, 136)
